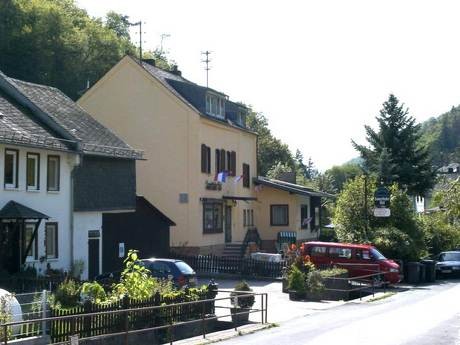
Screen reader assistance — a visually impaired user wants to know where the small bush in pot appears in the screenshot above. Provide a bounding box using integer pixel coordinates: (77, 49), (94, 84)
(230, 281), (255, 324)
(288, 265), (306, 300)
(306, 270), (324, 301)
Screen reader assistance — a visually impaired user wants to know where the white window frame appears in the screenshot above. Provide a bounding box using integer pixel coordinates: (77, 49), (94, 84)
(26, 153), (40, 191)
(45, 223), (58, 259)
(24, 223), (37, 260)
(47, 155), (60, 192)
(4, 149), (18, 189)
(205, 93), (225, 119)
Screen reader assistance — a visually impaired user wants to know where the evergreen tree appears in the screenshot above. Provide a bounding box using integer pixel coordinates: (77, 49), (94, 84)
(352, 94), (435, 195)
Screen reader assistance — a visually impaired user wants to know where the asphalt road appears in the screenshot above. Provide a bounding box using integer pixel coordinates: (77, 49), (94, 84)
(220, 279), (460, 345)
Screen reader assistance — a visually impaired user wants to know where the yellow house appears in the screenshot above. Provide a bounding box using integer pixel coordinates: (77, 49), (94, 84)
(78, 56), (257, 255)
(253, 176), (333, 252)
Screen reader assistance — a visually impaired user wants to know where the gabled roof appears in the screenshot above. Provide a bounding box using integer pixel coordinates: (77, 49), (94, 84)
(0, 71), (143, 159)
(137, 196), (175, 226)
(0, 201), (49, 219)
(138, 58), (256, 135)
(254, 176), (336, 198)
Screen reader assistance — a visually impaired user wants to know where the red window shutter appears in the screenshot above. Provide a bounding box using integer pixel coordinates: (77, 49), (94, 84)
(206, 146), (211, 173)
(243, 163), (250, 188)
(221, 149), (226, 172)
(201, 144), (206, 173)
(215, 149), (220, 173)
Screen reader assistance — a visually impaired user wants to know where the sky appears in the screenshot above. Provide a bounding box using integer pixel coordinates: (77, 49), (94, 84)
(77, 0), (460, 171)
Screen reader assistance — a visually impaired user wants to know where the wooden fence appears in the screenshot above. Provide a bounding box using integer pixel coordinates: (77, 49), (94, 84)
(49, 290), (213, 343)
(172, 254), (285, 279)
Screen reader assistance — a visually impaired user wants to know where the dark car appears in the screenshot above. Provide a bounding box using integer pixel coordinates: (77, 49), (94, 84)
(140, 258), (197, 288)
(96, 258), (197, 288)
(435, 251), (460, 278)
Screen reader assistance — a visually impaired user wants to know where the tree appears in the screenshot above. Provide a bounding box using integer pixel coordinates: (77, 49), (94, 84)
(0, 0), (135, 100)
(433, 178), (460, 222)
(352, 94), (435, 195)
(266, 162), (293, 179)
(105, 11), (131, 39)
(246, 111), (294, 176)
(333, 177), (425, 260)
(326, 162), (362, 192)
(143, 48), (177, 71)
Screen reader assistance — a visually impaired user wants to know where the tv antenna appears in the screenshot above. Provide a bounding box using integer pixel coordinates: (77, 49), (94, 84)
(160, 33), (170, 53)
(201, 51), (212, 88)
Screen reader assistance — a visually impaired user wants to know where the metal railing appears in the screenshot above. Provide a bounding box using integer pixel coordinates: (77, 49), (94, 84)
(1, 291), (268, 345)
(322, 271), (387, 300)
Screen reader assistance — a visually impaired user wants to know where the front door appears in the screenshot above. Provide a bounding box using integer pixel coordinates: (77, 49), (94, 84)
(225, 206), (232, 243)
(88, 238), (100, 280)
(0, 221), (21, 274)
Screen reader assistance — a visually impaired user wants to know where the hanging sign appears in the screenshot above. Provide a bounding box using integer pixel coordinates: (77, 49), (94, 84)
(374, 186), (390, 208)
(373, 208), (391, 217)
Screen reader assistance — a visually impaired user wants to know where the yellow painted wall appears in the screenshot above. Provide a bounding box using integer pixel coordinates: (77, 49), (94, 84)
(254, 186), (317, 241)
(78, 57), (257, 249)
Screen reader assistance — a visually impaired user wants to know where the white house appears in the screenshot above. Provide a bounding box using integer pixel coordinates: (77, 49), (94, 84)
(0, 71), (142, 280)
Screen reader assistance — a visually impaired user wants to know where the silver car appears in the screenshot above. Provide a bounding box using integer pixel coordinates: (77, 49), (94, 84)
(435, 251), (460, 277)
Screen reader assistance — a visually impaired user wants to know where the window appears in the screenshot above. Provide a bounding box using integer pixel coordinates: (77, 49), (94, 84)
(47, 155), (60, 191)
(215, 149), (221, 174)
(236, 109), (247, 127)
(243, 209), (254, 227)
(300, 205), (309, 229)
(201, 144), (211, 174)
(329, 247), (352, 259)
(23, 223), (38, 260)
(242, 163), (250, 188)
(220, 149), (226, 171)
(270, 204), (289, 226)
(26, 153), (40, 190)
(310, 246), (327, 257)
(203, 201), (223, 233)
(230, 151), (236, 176)
(4, 149), (18, 188)
(45, 223), (58, 259)
(205, 94), (225, 118)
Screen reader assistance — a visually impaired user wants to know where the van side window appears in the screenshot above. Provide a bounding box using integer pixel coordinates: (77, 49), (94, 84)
(330, 247), (352, 259)
(310, 246), (327, 257)
(356, 250), (371, 260)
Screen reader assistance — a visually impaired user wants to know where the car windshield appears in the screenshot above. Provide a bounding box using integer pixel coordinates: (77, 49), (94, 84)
(439, 252), (460, 262)
(370, 248), (386, 260)
(175, 261), (194, 274)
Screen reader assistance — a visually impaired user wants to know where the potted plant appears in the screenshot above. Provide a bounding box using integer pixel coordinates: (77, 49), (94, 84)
(305, 270), (324, 301)
(230, 281), (255, 324)
(287, 265), (306, 300)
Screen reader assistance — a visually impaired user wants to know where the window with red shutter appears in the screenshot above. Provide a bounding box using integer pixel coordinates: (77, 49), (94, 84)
(231, 151), (236, 176)
(243, 163), (250, 188)
(215, 149), (221, 174)
(221, 149), (226, 172)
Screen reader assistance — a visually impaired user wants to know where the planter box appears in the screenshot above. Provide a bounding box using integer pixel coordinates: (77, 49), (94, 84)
(288, 290), (305, 301)
(322, 273), (350, 301)
(231, 307), (250, 325)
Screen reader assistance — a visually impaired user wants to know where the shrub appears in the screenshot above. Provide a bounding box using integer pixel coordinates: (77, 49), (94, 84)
(306, 270), (324, 294)
(53, 279), (80, 308)
(319, 268), (348, 278)
(80, 282), (106, 303)
(287, 266), (306, 293)
(420, 213), (460, 256)
(0, 295), (12, 340)
(230, 281), (255, 309)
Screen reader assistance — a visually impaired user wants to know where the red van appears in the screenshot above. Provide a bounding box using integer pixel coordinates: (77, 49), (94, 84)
(301, 241), (402, 284)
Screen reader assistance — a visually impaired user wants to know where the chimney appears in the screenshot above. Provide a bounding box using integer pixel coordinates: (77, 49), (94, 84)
(170, 65), (182, 76)
(277, 171), (297, 184)
(142, 58), (156, 67)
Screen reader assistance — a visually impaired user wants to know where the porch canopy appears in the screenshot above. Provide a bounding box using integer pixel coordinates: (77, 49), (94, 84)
(0, 201), (49, 268)
(0, 201), (49, 220)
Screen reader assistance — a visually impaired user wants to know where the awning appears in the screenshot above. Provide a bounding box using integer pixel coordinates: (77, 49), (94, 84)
(222, 196), (257, 201)
(0, 201), (49, 220)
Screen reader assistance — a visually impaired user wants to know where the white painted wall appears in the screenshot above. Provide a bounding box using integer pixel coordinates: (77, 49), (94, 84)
(0, 144), (77, 275)
(73, 212), (102, 280)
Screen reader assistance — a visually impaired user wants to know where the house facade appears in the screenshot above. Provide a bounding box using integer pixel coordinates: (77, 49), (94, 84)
(78, 56), (258, 255)
(0, 71), (142, 279)
(253, 177), (332, 252)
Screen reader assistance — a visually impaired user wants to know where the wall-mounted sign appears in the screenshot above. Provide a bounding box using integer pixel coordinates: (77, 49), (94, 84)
(205, 181), (222, 191)
(374, 186), (390, 208)
(118, 243), (125, 258)
(88, 230), (100, 238)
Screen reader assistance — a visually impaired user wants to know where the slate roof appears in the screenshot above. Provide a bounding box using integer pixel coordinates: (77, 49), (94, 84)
(0, 71), (143, 159)
(254, 176), (336, 198)
(139, 59), (255, 134)
(0, 90), (70, 151)
(0, 201), (49, 219)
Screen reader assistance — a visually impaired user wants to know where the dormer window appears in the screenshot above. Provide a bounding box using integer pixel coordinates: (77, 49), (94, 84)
(206, 93), (225, 119)
(236, 108), (247, 127)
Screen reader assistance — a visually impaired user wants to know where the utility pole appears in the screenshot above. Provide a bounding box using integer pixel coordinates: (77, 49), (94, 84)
(201, 51), (212, 88)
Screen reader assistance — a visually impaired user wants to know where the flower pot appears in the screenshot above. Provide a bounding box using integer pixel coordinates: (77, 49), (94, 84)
(288, 290), (305, 301)
(231, 307), (250, 324)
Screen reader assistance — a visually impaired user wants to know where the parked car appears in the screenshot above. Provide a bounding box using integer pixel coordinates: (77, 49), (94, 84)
(435, 251), (460, 278)
(96, 258), (197, 288)
(301, 241), (402, 284)
(139, 258), (197, 288)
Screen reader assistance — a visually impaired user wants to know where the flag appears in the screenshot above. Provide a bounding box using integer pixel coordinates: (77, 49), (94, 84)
(302, 217), (312, 226)
(217, 171), (227, 183)
(234, 175), (243, 185)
